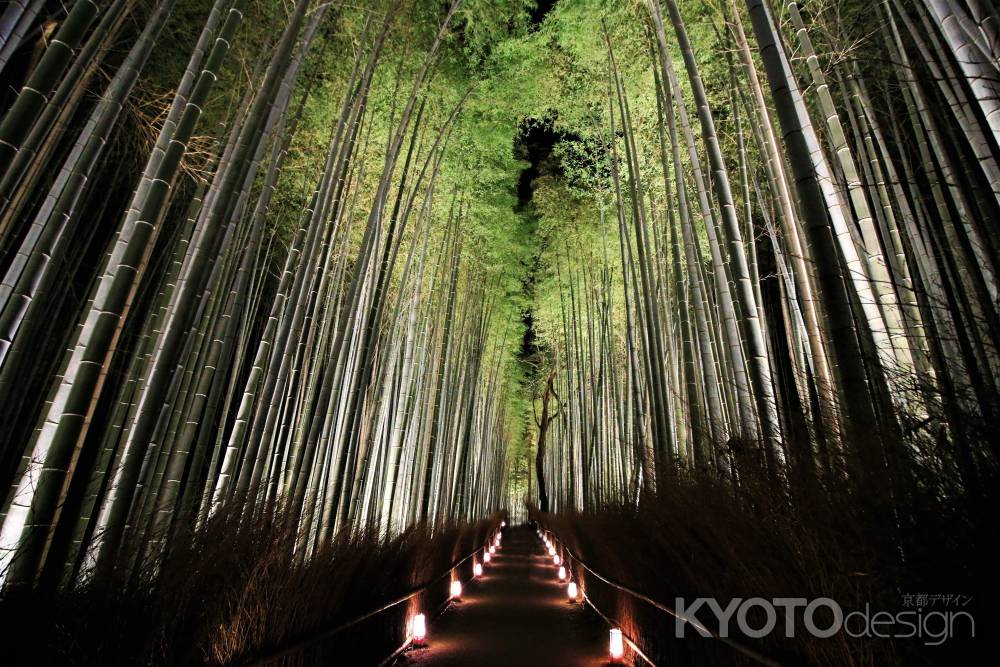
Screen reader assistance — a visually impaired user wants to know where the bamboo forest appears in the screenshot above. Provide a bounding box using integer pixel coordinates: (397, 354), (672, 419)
(0, 0), (995, 664)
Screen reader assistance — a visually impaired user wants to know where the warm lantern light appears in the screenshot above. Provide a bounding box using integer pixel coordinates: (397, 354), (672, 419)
(567, 581), (578, 601)
(473, 562), (483, 577)
(450, 579), (462, 599)
(553, 554), (561, 566)
(412, 614), (427, 645)
(558, 565), (566, 580)
(609, 628), (624, 661)
(489, 545), (496, 554)
(483, 551), (491, 564)
(501, 520), (506, 527)
(548, 545), (555, 556)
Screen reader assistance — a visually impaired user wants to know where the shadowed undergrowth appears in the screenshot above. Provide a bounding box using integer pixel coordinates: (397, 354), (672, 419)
(0, 506), (498, 666)
(536, 455), (995, 666)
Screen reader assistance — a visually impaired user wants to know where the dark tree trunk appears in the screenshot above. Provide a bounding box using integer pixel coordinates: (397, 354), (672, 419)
(535, 370), (557, 513)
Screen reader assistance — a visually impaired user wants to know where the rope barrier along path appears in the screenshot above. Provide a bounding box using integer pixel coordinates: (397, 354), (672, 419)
(375, 550), (480, 667)
(537, 525), (782, 667)
(234, 522), (502, 667)
(582, 593), (657, 666)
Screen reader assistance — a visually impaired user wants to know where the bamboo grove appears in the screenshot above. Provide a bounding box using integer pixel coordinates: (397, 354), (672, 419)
(0, 0), (527, 590)
(519, 0), (998, 516)
(0, 0), (997, 599)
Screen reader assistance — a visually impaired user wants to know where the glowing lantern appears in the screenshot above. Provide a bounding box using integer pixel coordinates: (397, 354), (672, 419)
(412, 614), (427, 646)
(609, 628), (624, 661)
(553, 554), (561, 566)
(567, 581), (578, 601)
(484, 551), (491, 564)
(548, 545), (555, 557)
(473, 562), (483, 577)
(450, 579), (462, 599)
(489, 545), (496, 554)
(558, 566), (566, 580)
(501, 520), (506, 527)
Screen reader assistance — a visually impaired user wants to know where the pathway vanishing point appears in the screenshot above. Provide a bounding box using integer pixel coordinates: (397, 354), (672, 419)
(396, 526), (613, 666)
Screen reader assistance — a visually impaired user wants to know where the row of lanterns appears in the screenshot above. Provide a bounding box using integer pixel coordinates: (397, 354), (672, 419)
(536, 526), (625, 663)
(411, 519), (507, 648)
(537, 528), (574, 604)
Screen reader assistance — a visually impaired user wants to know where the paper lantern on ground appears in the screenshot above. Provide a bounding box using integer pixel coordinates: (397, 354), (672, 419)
(558, 565), (566, 580)
(450, 579), (462, 599)
(484, 551), (491, 564)
(548, 545), (555, 556)
(567, 581), (578, 601)
(411, 614), (427, 646)
(473, 562), (483, 577)
(489, 545), (496, 554)
(609, 628), (624, 661)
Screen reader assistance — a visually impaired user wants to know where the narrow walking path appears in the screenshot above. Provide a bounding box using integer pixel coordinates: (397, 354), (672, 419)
(397, 525), (611, 666)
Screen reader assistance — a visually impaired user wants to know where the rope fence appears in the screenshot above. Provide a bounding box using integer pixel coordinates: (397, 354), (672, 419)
(233, 521), (502, 666)
(537, 523), (781, 667)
